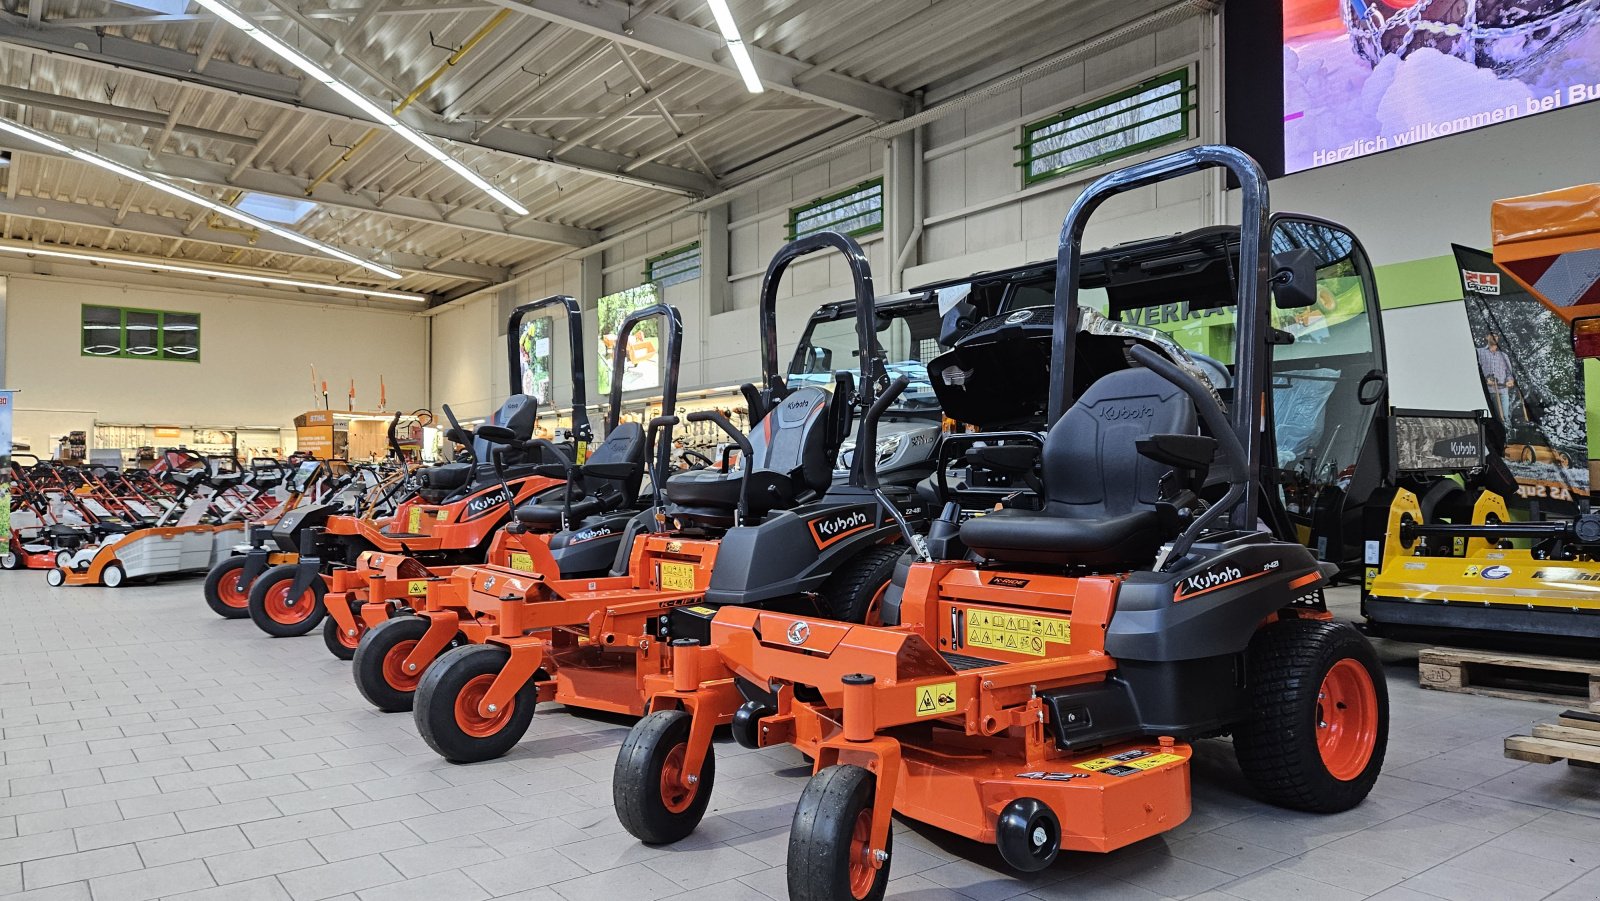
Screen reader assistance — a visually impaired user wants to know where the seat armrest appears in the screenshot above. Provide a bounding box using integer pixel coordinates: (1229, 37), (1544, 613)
(1135, 434), (1216, 471)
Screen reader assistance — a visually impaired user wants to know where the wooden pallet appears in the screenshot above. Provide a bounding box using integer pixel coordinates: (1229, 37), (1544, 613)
(1505, 710), (1600, 767)
(1417, 647), (1600, 711)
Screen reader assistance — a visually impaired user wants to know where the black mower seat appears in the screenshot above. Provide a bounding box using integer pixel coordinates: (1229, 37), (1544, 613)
(664, 387), (832, 520)
(423, 462), (472, 491)
(961, 366), (1197, 567)
(513, 422), (647, 529)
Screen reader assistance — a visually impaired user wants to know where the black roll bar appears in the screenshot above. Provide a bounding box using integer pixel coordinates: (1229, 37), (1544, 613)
(1051, 145), (1271, 531)
(506, 295), (592, 446)
(757, 231), (887, 488)
(606, 303), (684, 482)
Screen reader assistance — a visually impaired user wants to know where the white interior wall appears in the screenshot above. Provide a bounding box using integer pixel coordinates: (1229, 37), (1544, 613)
(5, 272), (428, 452)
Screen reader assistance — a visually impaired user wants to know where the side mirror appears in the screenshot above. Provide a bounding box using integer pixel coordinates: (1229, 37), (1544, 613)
(811, 346), (833, 373)
(939, 300), (978, 346)
(1271, 248), (1320, 309)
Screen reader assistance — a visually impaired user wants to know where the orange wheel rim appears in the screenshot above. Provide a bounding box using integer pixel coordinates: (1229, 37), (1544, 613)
(264, 582), (316, 624)
(217, 573), (248, 608)
(1317, 658), (1379, 781)
(864, 583), (888, 627)
(453, 673), (512, 738)
(338, 624), (363, 649)
(658, 743), (697, 814)
(847, 806), (876, 899)
(381, 640), (422, 691)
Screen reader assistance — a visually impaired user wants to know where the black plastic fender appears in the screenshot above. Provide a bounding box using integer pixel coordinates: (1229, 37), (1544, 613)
(704, 508), (904, 607)
(1106, 536), (1324, 662)
(546, 509), (641, 577)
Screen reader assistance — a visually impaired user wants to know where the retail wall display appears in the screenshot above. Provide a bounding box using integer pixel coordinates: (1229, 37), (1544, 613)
(596, 285), (661, 396)
(0, 390), (13, 544)
(1454, 244), (1590, 511)
(1284, 0), (1600, 173)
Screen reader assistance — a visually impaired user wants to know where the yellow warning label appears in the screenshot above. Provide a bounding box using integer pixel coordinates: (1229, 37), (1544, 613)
(1464, 565), (1480, 577)
(1364, 566), (1378, 590)
(407, 507), (422, 533)
(915, 681), (958, 717)
(659, 561), (696, 592)
(509, 553), (534, 573)
(436, 510), (449, 521)
(1127, 753), (1184, 770)
(965, 609), (1070, 657)
(407, 580), (428, 597)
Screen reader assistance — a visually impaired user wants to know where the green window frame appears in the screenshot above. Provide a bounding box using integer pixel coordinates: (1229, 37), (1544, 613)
(645, 242), (702, 288)
(788, 179), (884, 240)
(1018, 68), (1196, 186)
(81, 305), (202, 362)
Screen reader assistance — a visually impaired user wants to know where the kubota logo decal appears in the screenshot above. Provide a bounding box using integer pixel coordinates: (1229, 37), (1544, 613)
(808, 510), (873, 549)
(1174, 562), (1266, 601)
(571, 526), (613, 544)
(464, 486), (513, 519)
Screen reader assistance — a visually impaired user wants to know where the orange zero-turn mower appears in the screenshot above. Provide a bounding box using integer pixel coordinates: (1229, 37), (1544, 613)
(333, 302), (687, 675)
(382, 232), (931, 764)
(244, 295), (592, 651)
(616, 146), (1391, 900)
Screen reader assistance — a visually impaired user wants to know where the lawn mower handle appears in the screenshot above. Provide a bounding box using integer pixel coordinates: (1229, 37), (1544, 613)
(645, 415), (680, 511)
(440, 404), (474, 465)
(1128, 345), (1249, 569)
(858, 375), (909, 492)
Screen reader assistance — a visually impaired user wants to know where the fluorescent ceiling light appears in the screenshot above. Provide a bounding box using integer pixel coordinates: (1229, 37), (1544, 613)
(705, 0), (763, 93)
(236, 192), (316, 225)
(0, 243), (425, 302)
(191, 0), (530, 217)
(0, 117), (403, 280)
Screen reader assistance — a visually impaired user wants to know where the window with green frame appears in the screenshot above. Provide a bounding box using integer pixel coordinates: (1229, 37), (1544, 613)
(81, 305), (201, 361)
(645, 242), (702, 287)
(1018, 68), (1196, 186)
(788, 179), (883, 240)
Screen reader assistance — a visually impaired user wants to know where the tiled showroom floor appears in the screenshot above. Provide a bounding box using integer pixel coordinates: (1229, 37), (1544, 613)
(3, 575), (1600, 901)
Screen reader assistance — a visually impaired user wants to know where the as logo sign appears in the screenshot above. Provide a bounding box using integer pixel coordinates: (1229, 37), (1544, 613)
(808, 510), (873, 549)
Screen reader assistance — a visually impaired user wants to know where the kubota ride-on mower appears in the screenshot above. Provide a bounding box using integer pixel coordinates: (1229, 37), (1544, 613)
(338, 301), (686, 677)
(242, 295), (591, 648)
(371, 232), (929, 764)
(617, 146), (1391, 899)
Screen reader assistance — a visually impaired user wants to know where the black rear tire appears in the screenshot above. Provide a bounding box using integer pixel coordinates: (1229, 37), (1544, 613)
(789, 764), (892, 901)
(353, 616), (431, 711)
(203, 557), (252, 619)
(246, 564), (327, 638)
(1233, 619), (1388, 813)
(614, 709), (716, 844)
(414, 644), (537, 763)
(819, 545), (903, 625)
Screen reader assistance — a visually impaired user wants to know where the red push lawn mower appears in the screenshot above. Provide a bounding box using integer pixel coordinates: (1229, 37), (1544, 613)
(353, 233), (931, 765)
(240, 295), (592, 649)
(616, 146), (1391, 900)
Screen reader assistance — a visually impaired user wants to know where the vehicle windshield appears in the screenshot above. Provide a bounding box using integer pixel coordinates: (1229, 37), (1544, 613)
(787, 303), (944, 415)
(1006, 219), (1384, 490)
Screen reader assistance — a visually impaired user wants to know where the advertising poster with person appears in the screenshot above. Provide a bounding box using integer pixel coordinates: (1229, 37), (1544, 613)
(1284, 0), (1600, 173)
(596, 285), (662, 396)
(1454, 244), (1589, 513)
(517, 316), (553, 406)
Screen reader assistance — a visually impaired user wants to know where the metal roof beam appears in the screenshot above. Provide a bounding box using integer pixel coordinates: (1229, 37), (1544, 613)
(48, 4), (497, 28)
(0, 192), (506, 284)
(0, 86), (258, 146)
(0, 14), (715, 196)
(481, 0), (910, 121)
(0, 132), (597, 248)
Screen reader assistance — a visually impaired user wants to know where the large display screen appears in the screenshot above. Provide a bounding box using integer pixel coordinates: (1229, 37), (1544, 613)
(1284, 0), (1600, 174)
